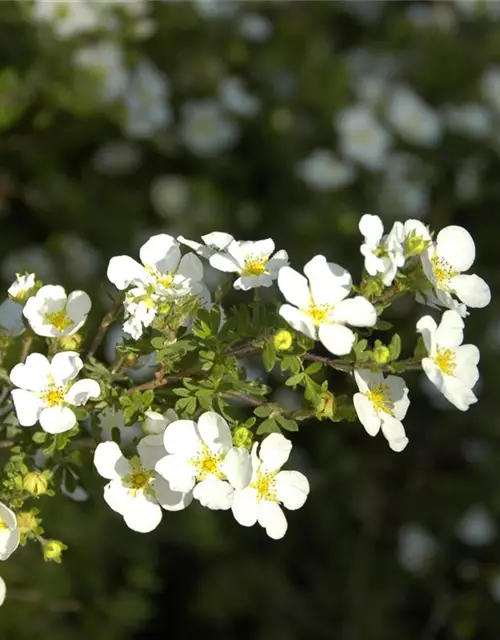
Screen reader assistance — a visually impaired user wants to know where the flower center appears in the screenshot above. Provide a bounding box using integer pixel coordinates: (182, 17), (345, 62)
(123, 458), (154, 496)
(432, 255), (458, 289)
(366, 384), (393, 415)
(433, 348), (456, 376)
(242, 256), (268, 277)
(156, 274), (174, 289)
(0, 517), (7, 531)
(192, 445), (224, 481)
(42, 386), (65, 407)
(305, 304), (330, 326)
(45, 310), (72, 332)
(252, 470), (277, 502)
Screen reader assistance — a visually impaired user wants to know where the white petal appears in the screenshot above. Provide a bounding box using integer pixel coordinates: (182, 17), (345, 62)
(354, 368), (384, 392)
(139, 234), (180, 273)
(416, 314), (438, 355)
(177, 252), (203, 283)
(436, 225), (475, 272)
(442, 377), (478, 411)
(359, 214), (384, 244)
(177, 236), (210, 258)
(94, 442), (131, 480)
(275, 470), (310, 510)
(331, 296), (377, 327)
(39, 406), (77, 434)
(248, 238), (275, 258)
(387, 375), (410, 420)
(66, 290), (91, 324)
(208, 252), (240, 273)
(451, 274), (491, 309)
(107, 256), (148, 290)
(0, 503), (18, 530)
(103, 479), (133, 515)
(137, 435), (166, 470)
(10, 353), (51, 392)
(11, 389), (44, 426)
(155, 455), (196, 493)
(144, 410), (168, 435)
(259, 433), (292, 472)
(266, 250), (289, 277)
(353, 393), (381, 436)
(193, 475), (234, 510)
(380, 414), (408, 452)
(0, 523), (19, 561)
(122, 493), (163, 533)
(318, 323), (355, 356)
(277, 266), (311, 309)
(154, 475), (192, 512)
(50, 351), (83, 386)
(455, 345), (480, 387)
(234, 274), (273, 290)
(65, 379), (100, 406)
(436, 310), (464, 349)
(0, 577), (5, 606)
(304, 255), (352, 306)
(421, 358), (445, 392)
(257, 501), (288, 540)
(231, 487), (259, 527)
(279, 304), (316, 339)
(219, 447), (252, 489)
(201, 231), (234, 250)
(163, 419), (201, 457)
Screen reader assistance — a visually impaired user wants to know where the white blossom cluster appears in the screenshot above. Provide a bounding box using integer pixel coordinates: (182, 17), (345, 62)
(1, 215), (490, 551)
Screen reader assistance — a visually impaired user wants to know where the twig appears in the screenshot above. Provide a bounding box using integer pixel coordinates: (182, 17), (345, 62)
(87, 295), (123, 360)
(20, 334), (33, 363)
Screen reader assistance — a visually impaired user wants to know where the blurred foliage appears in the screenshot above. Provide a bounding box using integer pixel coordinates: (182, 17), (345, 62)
(1, 1), (500, 638)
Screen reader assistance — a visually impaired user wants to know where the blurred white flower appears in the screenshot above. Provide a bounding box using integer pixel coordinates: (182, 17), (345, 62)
(192, 0), (239, 19)
(481, 65), (500, 113)
(58, 235), (101, 282)
(239, 12), (273, 41)
(75, 42), (128, 102)
(219, 77), (261, 117)
(336, 105), (391, 170)
(377, 154), (430, 219)
(98, 408), (142, 446)
(179, 100), (239, 157)
(2, 246), (55, 284)
(406, 3), (458, 31)
(443, 103), (492, 139)
(0, 300), (24, 337)
(455, 160), (482, 202)
(386, 85), (442, 147)
(150, 176), (190, 219)
(456, 504), (497, 546)
(124, 60), (172, 139)
(296, 150), (355, 191)
(31, 0), (102, 37)
(398, 524), (438, 574)
(453, 0), (500, 19)
(92, 140), (143, 175)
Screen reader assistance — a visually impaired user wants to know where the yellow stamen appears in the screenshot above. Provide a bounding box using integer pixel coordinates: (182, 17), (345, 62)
(46, 310), (72, 332)
(366, 384), (393, 415)
(192, 445), (224, 481)
(304, 304), (330, 326)
(242, 256), (268, 277)
(157, 274), (174, 289)
(434, 348), (456, 376)
(43, 387), (65, 407)
(123, 458), (154, 496)
(252, 470), (277, 502)
(0, 518), (7, 531)
(432, 255), (458, 289)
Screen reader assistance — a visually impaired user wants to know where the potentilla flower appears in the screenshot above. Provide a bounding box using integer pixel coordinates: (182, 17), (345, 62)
(0, 502), (20, 561)
(278, 255), (377, 356)
(23, 285), (91, 337)
(336, 104), (391, 170)
(353, 369), (410, 452)
(420, 225), (491, 317)
(231, 433), (309, 540)
(296, 149), (355, 191)
(417, 310), (480, 411)
(209, 239), (289, 290)
(7, 272), (37, 304)
(177, 232), (235, 260)
(359, 214), (405, 286)
(10, 352), (100, 434)
(155, 411), (252, 510)
(94, 439), (191, 533)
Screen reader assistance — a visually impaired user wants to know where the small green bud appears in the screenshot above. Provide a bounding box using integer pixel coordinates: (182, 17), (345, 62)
(273, 329), (293, 352)
(17, 510), (41, 535)
(232, 426), (253, 450)
(404, 234), (429, 258)
(57, 334), (83, 351)
(360, 276), (384, 300)
(373, 345), (391, 364)
(43, 539), (67, 563)
(23, 472), (49, 496)
(316, 392), (336, 420)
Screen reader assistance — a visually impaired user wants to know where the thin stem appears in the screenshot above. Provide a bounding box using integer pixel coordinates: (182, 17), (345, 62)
(20, 334), (33, 363)
(87, 295), (123, 360)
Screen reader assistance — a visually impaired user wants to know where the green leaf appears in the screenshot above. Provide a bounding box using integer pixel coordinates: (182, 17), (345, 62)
(262, 341), (277, 372)
(254, 405), (273, 418)
(305, 362), (322, 376)
(141, 390), (154, 407)
(389, 334), (402, 361)
(374, 320), (393, 331)
(285, 373), (304, 387)
(172, 387), (190, 397)
(256, 418), (281, 435)
(32, 431), (47, 444)
(275, 414), (299, 432)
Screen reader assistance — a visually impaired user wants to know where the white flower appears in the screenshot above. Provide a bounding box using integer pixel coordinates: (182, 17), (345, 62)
(0, 300), (25, 337)
(417, 310), (480, 411)
(10, 352), (100, 434)
(210, 239), (289, 291)
(231, 433), (309, 540)
(8, 273), (36, 303)
(239, 12), (273, 41)
(353, 369), (410, 452)
(296, 150), (355, 191)
(456, 504), (497, 546)
(155, 411), (252, 511)
(177, 231), (235, 260)
(219, 77), (261, 117)
(107, 234), (204, 339)
(0, 502), (20, 561)
(98, 408), (142, 446)
(377, 154), (430, 220)
(0, 576), (5, 606)
(420, 225), (491, 316)
(75, 42), (128, 102)
(2, 245), (55, 283)
(443, 103), (492, 140)
(336, 105), (391, 170)
(398, 524), (437, 574)
(58, 234), (101, 283)
(150, 175), (189, 220)
(386, 85), (442, 147)
(278, 255), (377, 356)
(94, 439), (191, 533)
(31, 0), (101, 37)
(359, 214), (405, 286)
(124, 60), (171, 139)
(481, 65), (500, 113)
(179, 100), (239, 157)
(23, 285), (91, 337)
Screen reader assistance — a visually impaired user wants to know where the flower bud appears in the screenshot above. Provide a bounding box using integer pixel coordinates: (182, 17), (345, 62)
(17, 510), (40, 534)
(360, 277), (384, 299)
(43, 539), (67, 563)
(23, 472), (49, 496)
(57, 334), (83, 351)
(316, 392), (336, 420)
(373, 345), (391, 364)
(273, 329), (293, 352)
(405, 234), (429, 257)
(232, 426), (253, 450)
